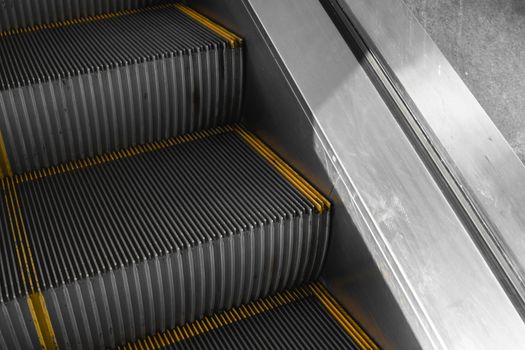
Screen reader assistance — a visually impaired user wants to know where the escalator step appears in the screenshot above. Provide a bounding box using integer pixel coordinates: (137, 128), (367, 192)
(0, 0), (167, 32)
(1, 125), (330, 349)
(118, 283), (379, 350)
(0, 4), (244, 175)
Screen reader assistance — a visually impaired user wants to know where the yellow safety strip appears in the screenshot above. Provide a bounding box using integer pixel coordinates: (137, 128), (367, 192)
(0, 4), (243, 50)
(309, 282), (379, 350)
(2, 178), (58, 349)
(118, 282), (378, 350)
(0, 133), (12, 178)
(174, 4), (243, 48)
(28, 293), (59, 350)
(233, 126), (331, 213)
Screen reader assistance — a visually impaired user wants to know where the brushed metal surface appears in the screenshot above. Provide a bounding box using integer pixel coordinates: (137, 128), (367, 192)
(335, 0), (525, 314)
(216, 0), (525, 348)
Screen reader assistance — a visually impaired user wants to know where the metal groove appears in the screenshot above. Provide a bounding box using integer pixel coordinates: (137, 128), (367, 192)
(116, 283), (377, 350)
(0, 4), (244, 174)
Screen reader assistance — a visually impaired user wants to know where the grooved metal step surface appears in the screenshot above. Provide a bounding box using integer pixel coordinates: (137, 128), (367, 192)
(0, 4), (244, 174)
(1, 126), (330, 349)
(118, 283), (379, 350)
(0, 0), (167, 32)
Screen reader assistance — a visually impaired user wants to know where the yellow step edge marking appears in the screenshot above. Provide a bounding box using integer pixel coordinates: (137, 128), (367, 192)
(309, 282), (379, 350)
(2, 178), (58, 348)
(174, 4), (243, 49)
(0, 3), (243, 50)
(234, 126), (331, 213)
(0, 132), (12, 178)
(28, 293), (59, 350)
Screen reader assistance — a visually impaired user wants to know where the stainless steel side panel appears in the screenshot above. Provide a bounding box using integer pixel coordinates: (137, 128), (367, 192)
(336, 0), (525, 307)
(240, 0), (525, 349)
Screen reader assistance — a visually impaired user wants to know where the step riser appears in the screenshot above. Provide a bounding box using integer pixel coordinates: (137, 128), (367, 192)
(0, 0), (166, 32)
(0, 47), (243, 175)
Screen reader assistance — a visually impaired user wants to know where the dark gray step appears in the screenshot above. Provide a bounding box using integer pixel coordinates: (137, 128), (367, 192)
(0, 0), (167, 32)
(0, 4), (244, 174)
(7, 127), (330, 349)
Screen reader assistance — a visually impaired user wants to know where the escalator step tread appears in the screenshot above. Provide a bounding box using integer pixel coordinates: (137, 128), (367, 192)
(16, 127), (316, 288)
(0, 3), (244, 174)
(118, 283), (379, 350)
